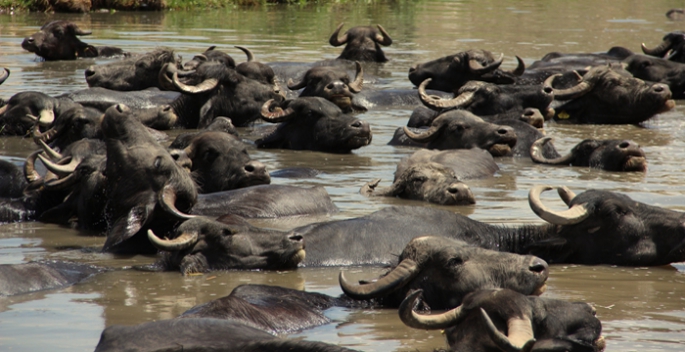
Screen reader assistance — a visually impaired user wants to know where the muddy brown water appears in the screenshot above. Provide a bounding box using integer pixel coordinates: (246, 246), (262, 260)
(1, 1), (685, 351)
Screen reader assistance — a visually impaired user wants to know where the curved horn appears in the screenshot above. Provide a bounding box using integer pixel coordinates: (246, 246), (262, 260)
(159, 63), (178, 91)
(469, 53), (504, 75)
(557, 186), (577, 207)
(510, 56), (525, 76)
(348, 61), (364, 93)
(38, 139), (63, 160)
(172, 72), (218, 95)
(375, 24), (393, 46)
(419, 78), (475, 109)
(641, 40), (673, 57)
(529, 137), (575, 165)
(287, 77), (307, 91)
(158, 184), (197, 220)
(528, 185), (590, 225)
(480, 308), (536, 352)
(234, 46), (254, 62)
(339, 259), (420, 300)
(24, 150), (42, 183)
(148, 229), (198, 252)
(545, 72), (593, 100)
(329, 23), (348, 47)
(260, 99), (296, 123)
(402, 115), (451, 143)
(399, 290), (466, 330)
(37, 154), (78, 176)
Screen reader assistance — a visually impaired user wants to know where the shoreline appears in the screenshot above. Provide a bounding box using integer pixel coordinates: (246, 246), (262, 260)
(0, 0), (320, 13)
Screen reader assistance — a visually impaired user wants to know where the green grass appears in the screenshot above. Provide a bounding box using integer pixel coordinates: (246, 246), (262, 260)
(0, 0), (372, 12)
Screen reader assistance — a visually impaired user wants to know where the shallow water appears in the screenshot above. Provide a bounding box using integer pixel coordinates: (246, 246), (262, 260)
(1, 1), (685, 351)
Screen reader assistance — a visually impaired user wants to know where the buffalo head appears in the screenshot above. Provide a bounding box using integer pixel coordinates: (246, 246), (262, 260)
(329, 23), (392, 62)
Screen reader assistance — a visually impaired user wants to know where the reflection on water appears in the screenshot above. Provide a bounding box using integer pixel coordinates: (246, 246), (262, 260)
(2, 1), (685, 351)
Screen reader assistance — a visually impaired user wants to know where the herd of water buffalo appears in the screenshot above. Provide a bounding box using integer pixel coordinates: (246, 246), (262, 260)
(2, 17), (685, 351)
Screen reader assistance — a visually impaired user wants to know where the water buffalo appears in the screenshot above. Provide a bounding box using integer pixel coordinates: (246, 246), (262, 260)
(21, 21), (127, 61)
(641, 31), (685, 63)
(100, 104), (197, 254)
(162, 60), (285, 127)
(296, 184), (685, 267)
(144, 216), (305, 274)
(338, 236), (548, 309)
(0, 260), (104, 296)
(94, 318), (359, 352)
(400, 288), (604, 352)
(287, 62), (364, 112)
(416, 79), (555, 120)
(396, 148), (499, 180)
(170, 131), (270, 193)
(390, 110), (517, 157)
(0, 91), (79, 136)
(546, 65), (675, 124)
(85, 48), (179, 91)
(622, 54), (685, 99)
(329, 23), (392, 62)
(360, 162), (476, 205)
(531, 137), (647, 172)
(257, 97), (372, 153)
(31, 105), (103, 151)
(408, 50), (525, 92)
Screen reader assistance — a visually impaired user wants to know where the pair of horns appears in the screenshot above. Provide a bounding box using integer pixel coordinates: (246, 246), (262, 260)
(399, 290), (536, 352)
(329, 23), (393, 47)
(544, 70), (593, 100)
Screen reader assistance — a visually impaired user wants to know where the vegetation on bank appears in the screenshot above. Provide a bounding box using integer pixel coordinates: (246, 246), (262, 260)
(0, 0), (363, 12)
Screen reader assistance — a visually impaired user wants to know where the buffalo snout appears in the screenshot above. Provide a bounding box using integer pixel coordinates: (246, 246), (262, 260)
(446, 183), (476, 204)
(528, 257), (549, 275)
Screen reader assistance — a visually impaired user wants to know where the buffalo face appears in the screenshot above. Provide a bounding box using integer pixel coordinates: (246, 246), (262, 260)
(361, 162), (476, 205)
(287, 63), (364, 112)
(149, 216), (305, 274)
(623, 54), (685, 99)
(329, 23), (392, 62)
(531, 138), (647, 172)
(402, 110), (517, 156)
(183, 131), (271, 193)
(101, 104), (197, 254)
(548, 66), (675, 124)
(257, 97), (372, 153)
(22, 21), (96, 60)
(339, 236), (548, 309)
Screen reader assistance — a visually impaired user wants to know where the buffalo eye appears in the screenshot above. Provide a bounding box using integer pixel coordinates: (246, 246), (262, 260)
(640, 61), (651, 69)
(412, 176), (428, 184)
(447, 257), (464, 266)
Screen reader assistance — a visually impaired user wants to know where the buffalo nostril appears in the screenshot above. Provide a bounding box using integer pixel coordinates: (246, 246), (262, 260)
(653, 85), (665, 93)
(523, 108), (535, 117)
(289, 235), (303, 242)
(27, 37), (34, 43)
(245, 165), (255, 173)
(409, 65), (417, 73)
(543, 86), (553, 94)
(351, 121), (362, 128)
(326, 83), (335, 90)
(529, 259), (548, 273)
(85, 66), (96, 77)
(619, 141), (630, 149)
(497, 128), (510, 135)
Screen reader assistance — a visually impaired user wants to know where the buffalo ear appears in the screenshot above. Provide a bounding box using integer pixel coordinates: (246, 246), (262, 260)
(102, 203), (154, 252)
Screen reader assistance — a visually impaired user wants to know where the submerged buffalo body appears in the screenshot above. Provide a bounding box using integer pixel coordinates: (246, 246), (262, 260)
(0, 261), (103, 296)
(85, 49), (179, 91)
